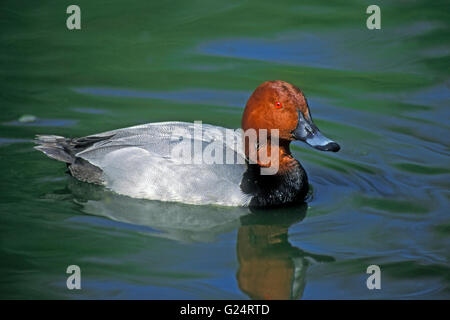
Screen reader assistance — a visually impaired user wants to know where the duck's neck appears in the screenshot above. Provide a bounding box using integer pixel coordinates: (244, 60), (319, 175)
(241, 139), (309, 207)
(259, 140), (293, 172)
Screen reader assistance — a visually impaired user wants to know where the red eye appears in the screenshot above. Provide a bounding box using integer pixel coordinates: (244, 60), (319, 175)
(275, 101), (282, 109)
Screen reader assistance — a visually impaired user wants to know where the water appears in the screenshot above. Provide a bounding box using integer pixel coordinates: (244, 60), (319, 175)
(1, 0), (449, 299)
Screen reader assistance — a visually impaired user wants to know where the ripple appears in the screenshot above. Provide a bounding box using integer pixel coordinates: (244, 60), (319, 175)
(393, 162), (450, 175)
(4, 118), (77, 127)
(0, 138), (31, 145)
(354, 195), (429, 215)
(196, 30), (424, 72)
(71, 107), (110, 115)
(74, 87), (248, 108)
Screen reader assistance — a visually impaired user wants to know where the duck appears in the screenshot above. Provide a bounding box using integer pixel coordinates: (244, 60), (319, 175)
(35, 80), (340, 207)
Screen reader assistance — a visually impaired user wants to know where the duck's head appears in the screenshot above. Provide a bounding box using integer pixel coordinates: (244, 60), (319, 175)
(242, 80), (340, 152)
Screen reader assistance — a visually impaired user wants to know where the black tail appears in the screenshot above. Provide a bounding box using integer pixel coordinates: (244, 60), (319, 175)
(34, 134), (114, 164)
(34, 135), (75, 163)
(34, 134), (113, 185)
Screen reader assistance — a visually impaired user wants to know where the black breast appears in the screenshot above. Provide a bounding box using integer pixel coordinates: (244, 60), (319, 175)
(240, 161), (309, 207)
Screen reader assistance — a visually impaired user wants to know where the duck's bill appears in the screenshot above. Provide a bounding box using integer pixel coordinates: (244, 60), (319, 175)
(292, 110), (340, 152)
(303, 130), (340, 152)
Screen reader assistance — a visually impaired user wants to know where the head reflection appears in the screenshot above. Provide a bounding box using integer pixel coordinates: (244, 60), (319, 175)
(237, 205), (334, 300)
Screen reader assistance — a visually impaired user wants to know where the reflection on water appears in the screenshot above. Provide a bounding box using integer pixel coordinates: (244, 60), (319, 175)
(67, 179), (247, 243)
(63, 180), (334, 299)
(238, 207), (334, 299)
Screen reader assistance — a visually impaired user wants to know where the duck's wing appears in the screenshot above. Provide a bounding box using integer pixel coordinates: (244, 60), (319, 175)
(75, 121), (246, 164)
(73, 121), (251, 206)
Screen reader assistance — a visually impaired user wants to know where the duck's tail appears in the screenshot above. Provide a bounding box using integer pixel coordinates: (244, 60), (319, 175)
(35, 134), (110, 185)
(34, 135), (75, 163)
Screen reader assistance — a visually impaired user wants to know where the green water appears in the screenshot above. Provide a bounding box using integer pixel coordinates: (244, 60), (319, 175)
(1, 0), (449, 299)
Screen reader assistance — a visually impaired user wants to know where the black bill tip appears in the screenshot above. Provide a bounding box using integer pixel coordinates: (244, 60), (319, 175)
(324, 142), (340, 152)
(314, 142), (341, 152)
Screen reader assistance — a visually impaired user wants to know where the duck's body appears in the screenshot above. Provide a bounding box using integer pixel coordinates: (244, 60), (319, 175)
(36, 122), (251, 206)
(35, 81), (339, 207)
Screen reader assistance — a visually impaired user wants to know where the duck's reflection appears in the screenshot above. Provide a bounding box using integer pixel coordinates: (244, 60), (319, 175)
(237, 206), (334, 299)
(57, 179), (334, 299)
(60, 179), (248, 242)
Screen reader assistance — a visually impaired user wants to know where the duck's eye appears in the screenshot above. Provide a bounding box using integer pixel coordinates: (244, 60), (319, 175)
(275, 101), (282, 109)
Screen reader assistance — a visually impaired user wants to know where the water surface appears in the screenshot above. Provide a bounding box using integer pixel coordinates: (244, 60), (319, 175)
(0, 0), (449, 299)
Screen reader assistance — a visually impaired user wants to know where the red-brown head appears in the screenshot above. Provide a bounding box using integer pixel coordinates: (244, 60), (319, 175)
(242, 80), (340, 153)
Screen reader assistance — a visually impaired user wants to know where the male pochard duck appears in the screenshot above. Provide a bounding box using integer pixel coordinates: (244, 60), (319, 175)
(35, 80), (340, 207)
